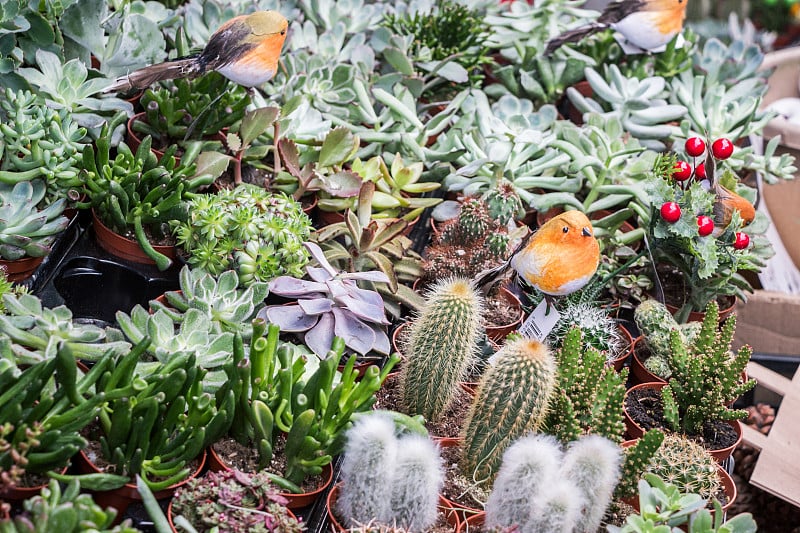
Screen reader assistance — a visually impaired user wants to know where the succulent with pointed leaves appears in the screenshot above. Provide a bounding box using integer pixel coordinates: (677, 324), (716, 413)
(0, 180), (69, 261)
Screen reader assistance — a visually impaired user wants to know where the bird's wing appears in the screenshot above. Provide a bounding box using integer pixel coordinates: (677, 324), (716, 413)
(196, 17), (260, 72)
(597, 0), (647, 24)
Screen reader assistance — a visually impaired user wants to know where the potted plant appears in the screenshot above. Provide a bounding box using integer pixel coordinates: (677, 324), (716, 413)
(168, 469), (304, 533)
(623, 300), (756, 461)
(172, 185), (312, 286)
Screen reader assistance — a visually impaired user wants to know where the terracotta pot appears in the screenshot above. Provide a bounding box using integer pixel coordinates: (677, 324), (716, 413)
(0, 466), (69, 501)
(608, 323), (635, 372)
(455, 510), (485, 533)
(207, 445), (333, 509)
(0, 255), (45, 282)
(127, 112), (229, 164)
(629, 337), (667, 385)
(167, 487), (299, 532)
(484, 287), (524, 342)
(92, 210), (176, 266)
(391, 322), (410, 359)
(150, 290), (181, 313)
(326, 482), (461, 532)
(561, 79), (593, 126)
(437, 438), (484, 520)
(76, 449), (206, 517)
(665, 296), (738, 324)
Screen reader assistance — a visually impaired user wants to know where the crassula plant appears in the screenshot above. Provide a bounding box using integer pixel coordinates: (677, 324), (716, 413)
(261, 241), (391, 359)
(170, 469), (304, 533)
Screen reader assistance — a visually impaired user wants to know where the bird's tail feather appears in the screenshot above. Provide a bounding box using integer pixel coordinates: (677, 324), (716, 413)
(104, 57), (199, 93)
(474, 229), (534, 295)
(545, 23), (608, 55)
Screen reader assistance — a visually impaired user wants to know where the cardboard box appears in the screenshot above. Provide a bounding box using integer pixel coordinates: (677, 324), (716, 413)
(733, 290), (800, 357)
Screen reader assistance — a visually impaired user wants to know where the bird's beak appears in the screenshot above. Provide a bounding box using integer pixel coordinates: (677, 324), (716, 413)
(582, 227), (592, 237)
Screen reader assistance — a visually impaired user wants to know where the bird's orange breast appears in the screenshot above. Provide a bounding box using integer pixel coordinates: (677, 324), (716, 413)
(516, 235), (600, 295)
(236, 33), (286, 73)
(647, 0), (687, 36)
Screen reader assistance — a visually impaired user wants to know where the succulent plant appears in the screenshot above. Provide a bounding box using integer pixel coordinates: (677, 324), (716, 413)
(171, 469), (304, 533)
(149, 266), (268, 340)
(460, 338), (558, 483)
(659, 301), (756, 435)
(0, 479), (141, 533)
(400, 278), (483, 423)
(0, 180), (69, 261)
(0, 89), (88, 204)
(0, 292), (130, 364)
(481, 179), (525, 225)
(546, 302), (624, 359)
(616, 429), (666, 500)
(173, 185), (312, 285)
(261, 241), (391, 359)
(634, 298), (702, 378)
(337, 413), (442, 531)
(645, 434), (722, 501)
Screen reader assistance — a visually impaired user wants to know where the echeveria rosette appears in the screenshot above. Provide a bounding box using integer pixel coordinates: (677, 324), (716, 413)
(261, 242), (391, 359)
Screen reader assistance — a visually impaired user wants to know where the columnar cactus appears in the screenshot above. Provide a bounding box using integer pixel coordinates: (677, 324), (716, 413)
(634, 299), (702, 379)
(401, 278), (483, 422)
(645, 434), (721, 500)
(336, 413), (443, 531)
(482, 180), (524, 226)
(485, 434), (621, 533)
(459, 338), (557, 482)
(454, 197), (490, 240)
(616, 429), (665, 499)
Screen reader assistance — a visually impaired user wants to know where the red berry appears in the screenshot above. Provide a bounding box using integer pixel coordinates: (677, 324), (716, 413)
(685, 137), (706, 157)
(673, 160), (692, 181)
(697, 215), (714, 236)
(711, 138), (734, 160)
(694, 161), (706, 181)
(734, 232), (750, 250)
(660, 202), (681, 223)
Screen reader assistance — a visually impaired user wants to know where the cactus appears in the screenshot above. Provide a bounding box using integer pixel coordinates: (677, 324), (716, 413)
(645, 434), (721, 500)
(460, 338), (557, 483)
(336, 413), (442, 531)
(634, 299), (681, 360)
(486, 232), (510, 258)
(336, 415), (397, 527)
(527, 478), (582, 533)
(560, 435), (622, 533)
(546, 302), (624, 360)
(482, 180), (524, 226)
(455, 197), (490, 240)
(485, 434), (563, 531)
(643, 354), (671, 379)
(616, 430), (665, 500)
(400, 278), (483, 422)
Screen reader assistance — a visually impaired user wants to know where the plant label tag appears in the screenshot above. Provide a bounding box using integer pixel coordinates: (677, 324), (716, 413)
(518, 300), (560, 341)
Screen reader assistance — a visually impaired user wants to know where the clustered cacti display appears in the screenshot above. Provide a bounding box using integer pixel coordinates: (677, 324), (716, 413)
(336, 414), (443, 531)
(485, 434), (621, 533)
(422, 197), (511, 284)
(644, 434), (722, 501)
(400, 278), (483, 422)
(460, 338), (557, 483)
(634, 299), (701, 379)
(173, 185), (312, 286)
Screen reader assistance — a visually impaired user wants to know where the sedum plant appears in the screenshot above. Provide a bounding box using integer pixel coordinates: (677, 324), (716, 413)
(261, 241), (391, 359)
(173, 185), (312, 286)
(400, 278), (483, 423)
(171, 469), (304, 533)
(0, 479), (140, 533)
(658, 301), (756, 435)
(336, 413), (442, 531)
(0, 180), (69, 261)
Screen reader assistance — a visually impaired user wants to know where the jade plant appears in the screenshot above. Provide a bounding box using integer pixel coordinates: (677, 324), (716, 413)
(170, 469), (304, 533)
(262, 241), (391, 359)
(0, 89), (88, 204)
(460, 337), (557, 484)
(656, 300), (756, 435)
(0, 180), (69, 261)
(485, 434), (621, 533)
(172, 185), (312, 286)
(400, 277), (483, 423)
(335, 413), (442, 531)
(0, 479), (141, 533)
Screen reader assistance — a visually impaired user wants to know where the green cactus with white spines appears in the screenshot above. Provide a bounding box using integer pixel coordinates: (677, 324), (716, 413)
(400, 278), (483, 422)
(482, 180), (524, 226)
(616, 429), (665, 500)
(460, 338), (557, 483)
(485, 232), (510, 258)
(645, 434), (721, 501)
(455, 197), (490, 240)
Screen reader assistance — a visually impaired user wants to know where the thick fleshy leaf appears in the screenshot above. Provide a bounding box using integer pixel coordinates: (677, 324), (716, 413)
(369, 323), (390, 355)
(331, 307), (376, 355)
(298, 298), (333, 315)
(268, 276), (327, 296)
(262, 305), (319, 332)
(306, 266), (333, 283)
(305, 312), (336, 358)
(340, 270), (391, 283)
(304, 241), (338, 277)
(333, 287), (389, 325)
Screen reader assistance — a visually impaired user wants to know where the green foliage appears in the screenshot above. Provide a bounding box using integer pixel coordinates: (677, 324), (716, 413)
(173, 185), (312, 285)
(616, 430), (665, 500)
(0, 479), (141, 533)
(400, 277), (483, 422)
(460, 338), (557, 483)
(0, 180), (68, 260)
(645, 434), (721, 501)
(660, 301), (756, 435)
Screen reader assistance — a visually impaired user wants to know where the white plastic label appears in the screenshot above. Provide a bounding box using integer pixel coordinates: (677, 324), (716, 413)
(518, 300), (561, 341)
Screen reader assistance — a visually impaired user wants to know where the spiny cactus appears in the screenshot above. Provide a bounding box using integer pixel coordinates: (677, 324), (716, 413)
(460, 338), (557, 483)
(634, 299), (701, 361)
(547, 302), (624, 361)
(336, 413), (443, 532)
(486, 232), (510, 257)
(482, 180), (524, 226)
(527, 479), (581, 533)
(645, 434), (721, 500)
(455, 197), (490, 240)
(643, 354), (672, 379)
(401, 278), (483, 422)
(616, 429), (665, 500)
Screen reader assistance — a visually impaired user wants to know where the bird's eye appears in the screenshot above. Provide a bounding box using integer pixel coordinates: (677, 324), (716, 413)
(281, 30), (286, 35)
(562, 226), (569, 233)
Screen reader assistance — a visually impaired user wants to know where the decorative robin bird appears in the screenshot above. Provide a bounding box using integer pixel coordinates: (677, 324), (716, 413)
(105, 11), (288, 93)
(703, 148), (756, 236)
(475, 211), (600, 307)
(545, 0), (688, 55)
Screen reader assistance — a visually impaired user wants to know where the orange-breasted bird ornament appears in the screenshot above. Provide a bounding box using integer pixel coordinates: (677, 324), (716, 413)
(545, 0), (688, 55)
(105, 11), (288, 93)
(475, 211), (600, 308)
(701, 144), (756, 237)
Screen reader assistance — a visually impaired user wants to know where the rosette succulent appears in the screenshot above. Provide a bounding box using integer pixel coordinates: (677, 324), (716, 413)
(260, 242), (391, 359)
(0, 180), (69, 261)
(172, 185), (312, 286)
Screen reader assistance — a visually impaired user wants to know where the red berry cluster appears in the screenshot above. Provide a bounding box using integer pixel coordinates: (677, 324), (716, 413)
(658, 136), (748, 248)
